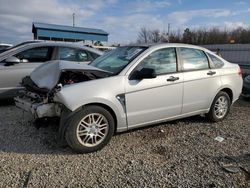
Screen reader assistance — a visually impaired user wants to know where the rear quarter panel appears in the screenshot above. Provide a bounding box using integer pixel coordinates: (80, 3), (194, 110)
(218, 63), (243, 103)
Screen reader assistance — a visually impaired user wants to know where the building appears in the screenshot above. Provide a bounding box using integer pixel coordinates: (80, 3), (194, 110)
(202, 44), (250, 66)
(202, 44), (250, 77)
(32, 22), (109, 43)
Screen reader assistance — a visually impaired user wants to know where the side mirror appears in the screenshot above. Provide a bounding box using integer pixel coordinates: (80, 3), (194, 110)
(130, 67), (157, 80)
(4, 56), (20, 66)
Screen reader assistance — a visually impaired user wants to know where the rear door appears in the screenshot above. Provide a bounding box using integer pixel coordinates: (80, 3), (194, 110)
(125, 47), (183, 127)
(179, 47), (221, 114)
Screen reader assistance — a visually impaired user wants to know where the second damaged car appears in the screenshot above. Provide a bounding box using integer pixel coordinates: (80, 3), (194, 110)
(15, 44), (243, 153)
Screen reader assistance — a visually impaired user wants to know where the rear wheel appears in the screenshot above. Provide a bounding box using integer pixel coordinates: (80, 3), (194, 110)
(207, 91), (231, 122)
(65, 105), (115, 153)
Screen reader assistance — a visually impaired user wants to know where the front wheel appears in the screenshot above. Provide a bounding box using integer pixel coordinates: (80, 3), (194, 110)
(65, 105), (115, 153)
(207, 91), (231, 122)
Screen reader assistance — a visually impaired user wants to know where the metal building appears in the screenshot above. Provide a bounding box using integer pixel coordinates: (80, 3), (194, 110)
(32, 22), (109, 43)
(202, 44), (250, 65)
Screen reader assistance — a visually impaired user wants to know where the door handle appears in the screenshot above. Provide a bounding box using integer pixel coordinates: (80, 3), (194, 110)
(207, 71), (216, 76)
(167, 76), (179, 82)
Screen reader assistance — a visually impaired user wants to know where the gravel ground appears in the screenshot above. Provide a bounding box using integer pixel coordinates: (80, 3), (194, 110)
(0, 98), (249, 187)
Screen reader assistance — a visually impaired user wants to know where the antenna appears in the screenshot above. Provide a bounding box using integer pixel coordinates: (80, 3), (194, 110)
(73, 13), (75, 27)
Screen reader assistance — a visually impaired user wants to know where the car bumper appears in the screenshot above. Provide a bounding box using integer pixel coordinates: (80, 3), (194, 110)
(15, 94), (61, 118)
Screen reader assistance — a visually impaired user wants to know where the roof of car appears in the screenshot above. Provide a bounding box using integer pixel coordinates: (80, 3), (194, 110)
(22, 41), (92, 47)
(0, 43), (13, 46)
(124, 43), (210, 52)
(0, 41), (103, 60)
(27, 41), (103, 54)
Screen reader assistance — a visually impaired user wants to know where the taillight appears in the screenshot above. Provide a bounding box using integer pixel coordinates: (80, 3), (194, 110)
(238, 68), (243, 76)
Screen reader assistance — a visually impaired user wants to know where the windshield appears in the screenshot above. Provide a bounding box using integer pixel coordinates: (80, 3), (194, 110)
(89, 46), (147, 74)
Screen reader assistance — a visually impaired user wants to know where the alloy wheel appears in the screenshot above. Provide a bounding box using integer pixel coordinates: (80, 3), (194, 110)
(76, 113), (109, 147)
(214, 96), (229, 119)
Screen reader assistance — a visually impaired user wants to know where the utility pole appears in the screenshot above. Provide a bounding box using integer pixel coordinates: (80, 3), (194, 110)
(167, 23), (171, 43)
(73, 13), (75, 27)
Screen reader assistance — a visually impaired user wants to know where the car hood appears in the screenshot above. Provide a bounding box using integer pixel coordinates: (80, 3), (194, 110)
(30, 60), (112, 90)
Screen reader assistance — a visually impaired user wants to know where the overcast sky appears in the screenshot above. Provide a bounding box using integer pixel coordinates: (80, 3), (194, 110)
(0, 0), (249, 45)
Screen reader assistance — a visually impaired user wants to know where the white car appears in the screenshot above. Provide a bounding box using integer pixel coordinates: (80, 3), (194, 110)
(0, 41), (103, 98)
(15, 43), (243, 153)
(0, 43), (13, 53)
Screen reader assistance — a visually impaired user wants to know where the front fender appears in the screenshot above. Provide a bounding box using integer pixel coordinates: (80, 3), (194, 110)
(54, 76), (127, 132)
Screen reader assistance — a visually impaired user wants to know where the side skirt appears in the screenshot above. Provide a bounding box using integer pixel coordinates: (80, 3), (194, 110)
(116, 109), (209, 132)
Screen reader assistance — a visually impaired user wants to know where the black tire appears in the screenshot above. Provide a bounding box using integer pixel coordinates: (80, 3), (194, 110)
(207, 91), (231, 122)
(65, 105), (115, 153)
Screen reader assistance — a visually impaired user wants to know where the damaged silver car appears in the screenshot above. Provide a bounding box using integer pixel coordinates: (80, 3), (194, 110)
(15, 44), (243, 153)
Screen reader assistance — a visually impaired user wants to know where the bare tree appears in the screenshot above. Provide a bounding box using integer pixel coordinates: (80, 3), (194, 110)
(137, 26), (250, 45)
(182, 28), (192, 44)
(149, 29), (161, 43)
(137, 27), (150, 44)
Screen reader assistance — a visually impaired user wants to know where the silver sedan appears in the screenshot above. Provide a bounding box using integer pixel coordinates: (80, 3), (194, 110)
(0, 41), (103, 98)
(15, 43), (243, 153)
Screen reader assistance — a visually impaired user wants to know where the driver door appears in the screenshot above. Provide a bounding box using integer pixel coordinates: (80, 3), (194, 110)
(125, 47), (183, 128)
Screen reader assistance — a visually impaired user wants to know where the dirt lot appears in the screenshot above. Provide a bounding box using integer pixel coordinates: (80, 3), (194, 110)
(0, 98), (249, 187)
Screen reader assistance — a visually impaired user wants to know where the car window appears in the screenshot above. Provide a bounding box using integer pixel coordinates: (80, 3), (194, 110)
(180, 48), (209, 71)
(0, 45), (10, 50)
(59, 47), (92, 62)
(135, 48), (177, 75)
(15, 47), (52, 63)
(207, 53), (224, 68)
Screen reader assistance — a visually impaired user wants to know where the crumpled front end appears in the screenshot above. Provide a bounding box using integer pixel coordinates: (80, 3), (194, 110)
(15, 91), (62, 118)
(14, 60), (112, 119)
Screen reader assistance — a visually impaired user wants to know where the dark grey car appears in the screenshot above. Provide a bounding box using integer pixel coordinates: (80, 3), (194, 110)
(0, 41), (103, 98)
(242, 75), (250, 98)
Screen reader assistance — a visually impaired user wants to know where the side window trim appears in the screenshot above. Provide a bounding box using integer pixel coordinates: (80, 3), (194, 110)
(204, 52), (215, 69)
(202, 50), (216, 69)
(52, 46), (59, 60)
(176, 47), (182, 72)
(47, 46), (54, 61)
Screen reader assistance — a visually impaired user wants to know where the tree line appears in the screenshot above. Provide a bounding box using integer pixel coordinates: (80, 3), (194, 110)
(137, 27), (250, 44)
